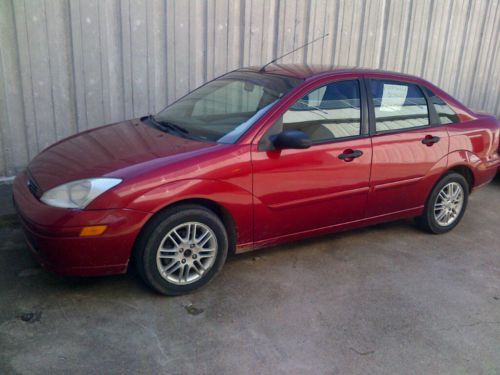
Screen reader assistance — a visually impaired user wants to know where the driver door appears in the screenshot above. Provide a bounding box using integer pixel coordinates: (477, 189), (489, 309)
(251, 79), (372, 243)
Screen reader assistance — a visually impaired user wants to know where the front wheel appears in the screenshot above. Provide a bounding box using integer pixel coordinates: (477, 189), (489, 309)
(134, 205), (228, 295)
(416, 173), (469, 234)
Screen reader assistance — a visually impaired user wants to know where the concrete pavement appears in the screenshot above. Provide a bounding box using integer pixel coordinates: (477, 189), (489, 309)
(0, 176), (499, 374)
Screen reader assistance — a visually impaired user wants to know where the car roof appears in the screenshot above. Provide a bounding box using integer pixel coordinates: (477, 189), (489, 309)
(237, 63), (420, 81)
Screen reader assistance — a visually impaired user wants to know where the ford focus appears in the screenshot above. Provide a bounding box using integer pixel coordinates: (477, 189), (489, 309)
(13, 65), (500, 295)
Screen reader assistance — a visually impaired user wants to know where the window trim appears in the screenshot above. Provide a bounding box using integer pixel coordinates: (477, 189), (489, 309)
(364, 77), (441, 136)
(258, 78), (369, 150)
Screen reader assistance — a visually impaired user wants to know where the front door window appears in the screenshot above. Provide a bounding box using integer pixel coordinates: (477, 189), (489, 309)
(281, 80), (362, 142)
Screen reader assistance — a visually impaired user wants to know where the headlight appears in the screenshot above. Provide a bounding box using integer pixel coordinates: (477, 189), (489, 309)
(40, 178), (122, 209)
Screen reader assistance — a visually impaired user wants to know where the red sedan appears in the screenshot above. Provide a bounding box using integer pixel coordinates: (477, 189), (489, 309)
(13, 65), (500, 295)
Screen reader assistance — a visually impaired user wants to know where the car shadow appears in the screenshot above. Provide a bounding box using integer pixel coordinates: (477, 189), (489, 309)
(491, 172), (500, 187)
(4, 217), (417, 298)
(227, 218), (417, 263)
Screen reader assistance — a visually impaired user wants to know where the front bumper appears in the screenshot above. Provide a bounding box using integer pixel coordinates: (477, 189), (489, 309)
(13, 171), (151, 276)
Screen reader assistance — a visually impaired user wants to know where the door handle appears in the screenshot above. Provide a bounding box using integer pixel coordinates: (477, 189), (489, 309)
(338, 149), (363, 162)
(421, 135), (440, 146)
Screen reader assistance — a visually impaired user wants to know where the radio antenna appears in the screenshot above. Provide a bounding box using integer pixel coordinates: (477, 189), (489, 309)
(259, 33), (329, 72)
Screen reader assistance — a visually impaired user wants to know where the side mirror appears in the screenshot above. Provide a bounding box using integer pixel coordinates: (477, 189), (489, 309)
(271, 130), (312, 150)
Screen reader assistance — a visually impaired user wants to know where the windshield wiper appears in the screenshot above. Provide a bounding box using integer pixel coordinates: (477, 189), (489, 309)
(147, 115), (189, 135)
(143, 114), (210, 142)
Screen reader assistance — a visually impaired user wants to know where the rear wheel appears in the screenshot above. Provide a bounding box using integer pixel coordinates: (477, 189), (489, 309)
(416, 173), (469, 234)
(134, 205), (228, 295)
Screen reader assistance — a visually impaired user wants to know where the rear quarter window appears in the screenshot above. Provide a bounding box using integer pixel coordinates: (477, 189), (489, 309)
(424, 87), (460, 124)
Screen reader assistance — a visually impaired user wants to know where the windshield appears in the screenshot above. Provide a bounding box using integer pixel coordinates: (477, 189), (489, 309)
(154, 71), (302, 143)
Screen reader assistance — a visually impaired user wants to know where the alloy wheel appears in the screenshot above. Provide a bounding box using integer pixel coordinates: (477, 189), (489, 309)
(156, 222), (218, 285)
(433, 182), (464, 227)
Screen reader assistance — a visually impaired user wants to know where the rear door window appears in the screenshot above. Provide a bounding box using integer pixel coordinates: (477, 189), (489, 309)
(369, 80), (429, 132)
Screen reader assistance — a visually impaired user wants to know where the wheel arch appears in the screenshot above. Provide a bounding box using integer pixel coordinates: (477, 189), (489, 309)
(419, 163), (474, 215)
(415, 169), (470, 234)
(134, 197), (238, 257)
(163, 198), (238, 254)
(447, 165), (474, 192)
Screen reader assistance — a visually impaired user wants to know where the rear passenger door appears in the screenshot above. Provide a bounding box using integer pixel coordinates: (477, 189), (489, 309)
(366, 78), (449, 217)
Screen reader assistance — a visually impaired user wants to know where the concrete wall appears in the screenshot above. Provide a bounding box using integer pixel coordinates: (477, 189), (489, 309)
(0, 0), (499, 178)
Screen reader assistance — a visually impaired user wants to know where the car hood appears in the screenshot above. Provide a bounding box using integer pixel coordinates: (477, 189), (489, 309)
(28, 119), (215, 191)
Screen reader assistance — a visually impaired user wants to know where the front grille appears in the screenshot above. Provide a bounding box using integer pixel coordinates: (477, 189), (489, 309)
(27, 170), (43, 199)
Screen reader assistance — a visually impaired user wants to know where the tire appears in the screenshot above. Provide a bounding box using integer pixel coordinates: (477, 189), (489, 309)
(134, 204), (228, 295)
(415, 172), (469, 234)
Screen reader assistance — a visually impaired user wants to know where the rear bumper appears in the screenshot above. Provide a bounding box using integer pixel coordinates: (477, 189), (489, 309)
(13, 171), (150, 276)
(472, 158), (500, 190)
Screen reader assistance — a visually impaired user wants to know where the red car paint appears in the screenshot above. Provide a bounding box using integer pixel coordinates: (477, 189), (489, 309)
(13, 65), (500, 276)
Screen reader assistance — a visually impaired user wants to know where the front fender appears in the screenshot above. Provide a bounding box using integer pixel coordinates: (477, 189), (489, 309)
(126, 179), (253, 247)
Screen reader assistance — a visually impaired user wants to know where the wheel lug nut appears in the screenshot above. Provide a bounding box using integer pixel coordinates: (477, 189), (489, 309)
(179, 248), (184, 253)
(192, 254), (197, 259)
(181, 259), (186, 264)
(190, 244), (195, 248)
